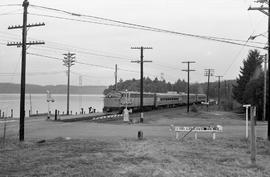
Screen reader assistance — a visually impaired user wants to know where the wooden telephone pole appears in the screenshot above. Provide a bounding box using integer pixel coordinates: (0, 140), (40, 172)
(216, 75), (223, 110)
(63, 52), (76, 115)
(182, 61), (196, 112)
(7, 0), (45, 141)
(115, 64), (118, 90)
(248, 0), (269, 140)
(131, 46), (152, 123)
(204, 69), (214, 111)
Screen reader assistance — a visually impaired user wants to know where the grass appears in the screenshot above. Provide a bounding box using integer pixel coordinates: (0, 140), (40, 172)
(1, 136), (270, 177)
(0, 108), (269, 176)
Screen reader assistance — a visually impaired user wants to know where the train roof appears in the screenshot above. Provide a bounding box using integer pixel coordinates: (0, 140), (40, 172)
(119, 91), (155, 95)
(105, 90), (206, 96)
(156, 93), (180, 96)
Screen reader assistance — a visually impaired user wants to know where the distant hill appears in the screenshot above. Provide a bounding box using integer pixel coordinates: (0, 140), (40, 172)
(0, 83), (107, 95)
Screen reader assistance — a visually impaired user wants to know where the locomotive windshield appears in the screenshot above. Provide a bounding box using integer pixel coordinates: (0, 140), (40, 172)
(105, 92), (121, 98)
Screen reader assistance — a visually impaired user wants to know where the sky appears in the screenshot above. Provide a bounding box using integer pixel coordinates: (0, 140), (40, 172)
(0, 0), (268, 86)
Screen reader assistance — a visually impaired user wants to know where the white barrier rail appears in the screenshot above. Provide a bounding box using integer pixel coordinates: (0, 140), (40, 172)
(92, 114), (123, 121)
(170, 125), (223, 140)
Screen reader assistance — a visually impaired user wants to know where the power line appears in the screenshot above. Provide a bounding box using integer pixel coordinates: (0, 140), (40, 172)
(223, 38), (251, 77)
(0, 4), (21, 7)
(1, 30), (264, 76)
(27, 52), (114, 69)
(29, 12), (265, 49)
(0, 3), (267, 49)
(31, 45), (181, 73)
(28, 5), (266, 49)
(0, 31), (133, 62)
(0, 12), (22, 16)
(29, 46), (187, 73)
(34, 45), (130, 61)
(0, 71), (65, 76)
(26, 52), (141, 74)
(0, 30), (131, 58)
(28, 13), (266, 50)
(28, 13), (157, 32)
(29, 4), (262, 43)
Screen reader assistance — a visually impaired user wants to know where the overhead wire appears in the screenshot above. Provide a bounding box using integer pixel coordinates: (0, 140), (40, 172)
(29, 45), (189, 75)
(223, 38), (251, 78)
(0, 30), (131, 62)
(0, 12), (22, 16)
(4, 3), (268, 82)
(222, 0), (268, 79)
(27, 52), (129, 72)
(34, 45), (130, 61)
(26, 52), (161, 77)
(28, 13), (266, 50)
(29, 4), (266, 49)
(0, 71), (65, 76)
(0, 4), (21, 7)
(1, 32), (184, 76)
(0, 4), (189, 83)
(2, 27), (266, 79)
(28, 12), (265, 46)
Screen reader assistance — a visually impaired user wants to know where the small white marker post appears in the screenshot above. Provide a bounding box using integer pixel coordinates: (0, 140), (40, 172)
(46, 90), (55, 119)
(243, 104), (251, 139)
(123, 90), (129, 122)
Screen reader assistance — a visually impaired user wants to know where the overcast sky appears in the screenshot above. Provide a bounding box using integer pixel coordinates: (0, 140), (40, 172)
(0, 0), (268, 86)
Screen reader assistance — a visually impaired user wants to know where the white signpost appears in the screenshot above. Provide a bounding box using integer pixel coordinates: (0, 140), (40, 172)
(122, 90), (132, 122)
(243, 104), (251, 139)
(46, 90), (55, 119)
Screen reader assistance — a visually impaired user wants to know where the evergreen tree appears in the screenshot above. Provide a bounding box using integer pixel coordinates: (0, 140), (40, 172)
(233, 49), (263, 104)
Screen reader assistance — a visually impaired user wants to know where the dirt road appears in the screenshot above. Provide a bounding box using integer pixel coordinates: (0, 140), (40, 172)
(1, 108), (267, 140)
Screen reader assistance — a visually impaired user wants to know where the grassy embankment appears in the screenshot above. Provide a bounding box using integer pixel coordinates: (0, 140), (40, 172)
(1, 136), (270, 177)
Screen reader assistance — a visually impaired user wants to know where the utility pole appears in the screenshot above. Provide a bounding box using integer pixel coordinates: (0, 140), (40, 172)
(259, 54), (268, 121)
(224, 80), (227, 99)
(182, 61), (196, 113)
(268, 0), (270, 141)
(204, 69), (214, 111)
(63, 52), (75, 115)
(248, 0), (270, 140)
(115, 64), (118, 91)
(131, 46), (153, 123)
(216, 75), (223, 110)
(79, 75), (82, 110)
(7, 0), (45, 141)
(263, 54), (268, 121)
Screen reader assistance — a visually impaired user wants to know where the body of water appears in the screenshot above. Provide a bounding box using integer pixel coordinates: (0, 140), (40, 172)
(0, 94), (104, 118)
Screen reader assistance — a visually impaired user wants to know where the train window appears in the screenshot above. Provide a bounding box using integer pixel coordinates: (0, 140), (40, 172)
(130, 94), (139, 98)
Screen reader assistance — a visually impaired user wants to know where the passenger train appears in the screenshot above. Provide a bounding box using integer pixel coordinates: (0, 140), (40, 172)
(103, 91), (207, 113)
